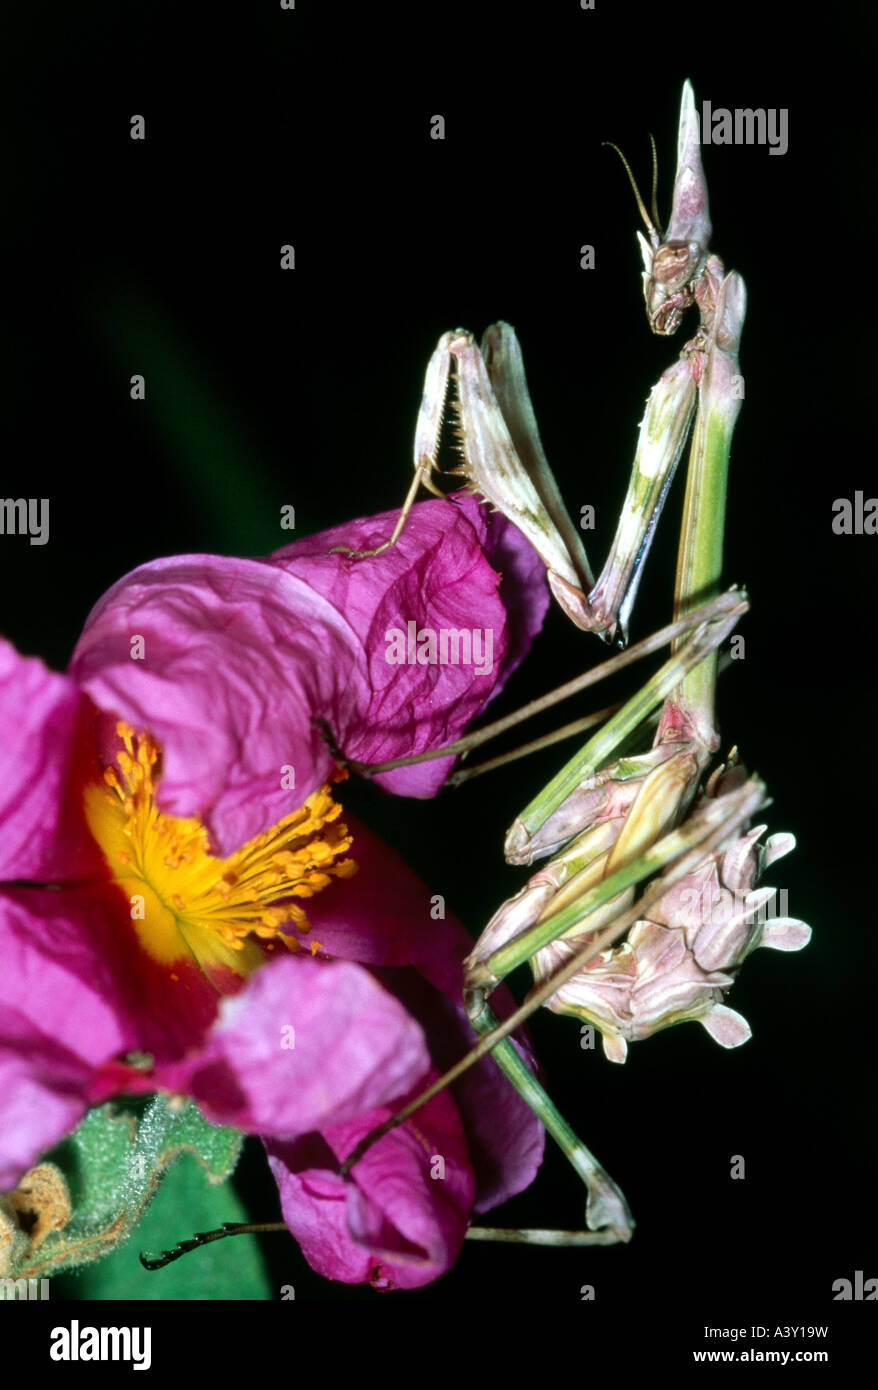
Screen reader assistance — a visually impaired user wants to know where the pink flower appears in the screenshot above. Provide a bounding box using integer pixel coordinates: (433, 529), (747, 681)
(0, 498), (547, 1287)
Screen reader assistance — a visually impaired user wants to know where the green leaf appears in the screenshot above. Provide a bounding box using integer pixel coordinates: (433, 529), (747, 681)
(57, 1153), (272, 1300)
(9, 1094), (244, 1280)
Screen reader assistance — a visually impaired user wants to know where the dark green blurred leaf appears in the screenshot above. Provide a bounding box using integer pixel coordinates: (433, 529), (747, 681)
(59, 1153), (272, 1301)
(99, 288), (281, 553)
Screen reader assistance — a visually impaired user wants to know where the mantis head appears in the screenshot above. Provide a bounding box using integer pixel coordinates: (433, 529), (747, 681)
(608, 79), (713, 337)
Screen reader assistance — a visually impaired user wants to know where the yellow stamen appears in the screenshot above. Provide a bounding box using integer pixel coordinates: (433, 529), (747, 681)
(84, 722), (356, 979)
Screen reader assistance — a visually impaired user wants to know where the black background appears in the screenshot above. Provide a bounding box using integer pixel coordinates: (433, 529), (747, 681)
(3, 0), (876, 1345)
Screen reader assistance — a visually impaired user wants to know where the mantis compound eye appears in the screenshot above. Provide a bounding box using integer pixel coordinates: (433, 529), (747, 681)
(645, 239), (709, 335)
(652, 240), (702, 291)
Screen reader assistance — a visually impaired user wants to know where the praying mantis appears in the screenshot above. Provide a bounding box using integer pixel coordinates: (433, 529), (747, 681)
(334, 79), (811, 1250)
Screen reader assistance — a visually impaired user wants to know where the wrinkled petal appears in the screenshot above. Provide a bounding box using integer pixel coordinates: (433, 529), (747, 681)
(0, 641), (103, 882)
(269, 496), (548, 799)
(475, 501), (550, 681)
(70, 556), (354, 858)
(155, 956), (431, 1135)
(70, 500), (546, 856)
(265, 1077), (473, 1290)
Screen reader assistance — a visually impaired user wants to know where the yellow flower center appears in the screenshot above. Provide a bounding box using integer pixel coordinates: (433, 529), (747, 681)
(84, 722), (356, 980)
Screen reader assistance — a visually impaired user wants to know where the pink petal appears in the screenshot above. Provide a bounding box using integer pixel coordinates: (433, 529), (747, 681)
(269, 496), (548, 798)
(70, 500), (546, 856)
(0, 1048), (92, 1190)
(0, 640), (103, 881)
(474, 500), (551, 683)
(0, 888), (139, 1185)
(303, 814), (545, 1210)
(70, 555), (351, 857)
(393, 976), (546, 1216)
(155, 955), (431, 1134)
(266, 1078), (474, 1290)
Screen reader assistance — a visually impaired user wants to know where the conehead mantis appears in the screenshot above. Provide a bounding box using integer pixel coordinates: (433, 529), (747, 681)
(142, 83), (811, 1272)
(336, 80), (811, 1248)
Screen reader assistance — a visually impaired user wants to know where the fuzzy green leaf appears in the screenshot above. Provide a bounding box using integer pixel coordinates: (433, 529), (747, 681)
(8, 1095), (243, 1280)
(57, 1153), (272, 1300)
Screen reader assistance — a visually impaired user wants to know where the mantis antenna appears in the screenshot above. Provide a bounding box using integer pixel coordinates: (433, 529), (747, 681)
(648, 132), (660, 230)
(602, 139), (659, 246)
